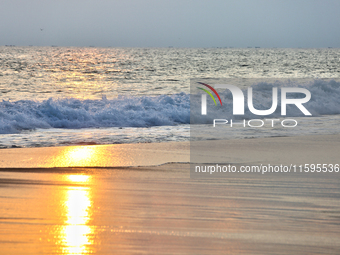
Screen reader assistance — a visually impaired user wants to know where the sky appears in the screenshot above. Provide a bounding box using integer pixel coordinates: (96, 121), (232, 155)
(0, 0), (339, 48)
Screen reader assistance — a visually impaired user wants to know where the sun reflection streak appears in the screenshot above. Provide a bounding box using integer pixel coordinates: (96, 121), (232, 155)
(67, 175), (90, 183)
(50, 145), (133, 167)
(59, 175), (94, 254)
(52, 146), (101, 167)
(66, 147), (96, 166)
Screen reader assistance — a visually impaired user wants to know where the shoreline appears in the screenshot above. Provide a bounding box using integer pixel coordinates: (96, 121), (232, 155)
(1, 134), (339, 254)
(0, 140), (190, 168)
(0, 133), (339, 168)
(1, 157), (339, 254)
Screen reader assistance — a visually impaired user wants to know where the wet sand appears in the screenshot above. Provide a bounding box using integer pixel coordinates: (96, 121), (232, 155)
(0, 135), (340, 254)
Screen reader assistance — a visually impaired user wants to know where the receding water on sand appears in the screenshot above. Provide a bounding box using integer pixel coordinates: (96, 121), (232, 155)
(0, 164), (339, 254)
(0, 135), (340, 254)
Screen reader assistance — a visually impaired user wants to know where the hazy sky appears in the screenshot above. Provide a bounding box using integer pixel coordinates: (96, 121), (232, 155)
(1, 0), (339, 48)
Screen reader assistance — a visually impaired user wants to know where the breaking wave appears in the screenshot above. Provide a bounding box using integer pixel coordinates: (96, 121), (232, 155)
(0, 93), (189, 134)
(1, 79), (340, 134)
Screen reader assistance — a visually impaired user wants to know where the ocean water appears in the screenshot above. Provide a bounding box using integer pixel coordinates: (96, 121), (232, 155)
(0, 46), (340, 148)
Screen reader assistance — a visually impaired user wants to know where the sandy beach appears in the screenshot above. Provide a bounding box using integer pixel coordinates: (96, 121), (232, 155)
(1, 1), (339, 253)
(0, 134), (339, 254)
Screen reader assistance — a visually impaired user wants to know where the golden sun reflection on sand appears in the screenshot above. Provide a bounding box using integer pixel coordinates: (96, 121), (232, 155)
(61, 146), (99, 166)
(67, 174), (91, 183)
(49, 145), (134, 167)
(59, 175), (94, 254)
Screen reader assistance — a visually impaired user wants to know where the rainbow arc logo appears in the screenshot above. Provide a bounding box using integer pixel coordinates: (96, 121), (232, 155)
(197, 82), (312, 117)
(197, 82), (222, 106)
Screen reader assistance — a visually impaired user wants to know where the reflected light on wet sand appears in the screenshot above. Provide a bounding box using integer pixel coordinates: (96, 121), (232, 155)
(67, 174), (91, 183)
(59, 175), (94, 254)
(60, 147), (99, 166)
(49, 145), (135, 167)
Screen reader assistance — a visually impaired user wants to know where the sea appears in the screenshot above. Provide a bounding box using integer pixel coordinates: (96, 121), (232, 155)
(0, 46), (339, 148)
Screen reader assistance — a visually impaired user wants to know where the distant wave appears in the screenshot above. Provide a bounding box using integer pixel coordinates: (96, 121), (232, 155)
(0, 93), (189, 134)
(1, 80), (340, 134)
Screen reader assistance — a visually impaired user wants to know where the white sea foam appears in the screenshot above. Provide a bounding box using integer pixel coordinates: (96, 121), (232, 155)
(1, 80), (339, 135)
(0, 93), (189, 134)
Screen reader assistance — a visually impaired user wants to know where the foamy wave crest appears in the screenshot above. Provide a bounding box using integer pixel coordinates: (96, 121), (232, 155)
(1, 80), (340, 134)
(0, 93), (190, 134)
(191, 79), (340, 123)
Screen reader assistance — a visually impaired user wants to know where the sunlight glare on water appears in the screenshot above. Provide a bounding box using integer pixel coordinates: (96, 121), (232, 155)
(59, 175), (94, 254)
(49, 145), (138, 167)
(50, 146), (116, 167)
